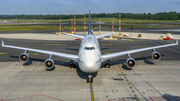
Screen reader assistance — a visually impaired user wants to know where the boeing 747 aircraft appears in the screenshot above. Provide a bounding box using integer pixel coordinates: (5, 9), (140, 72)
(2, 11), (178, 83)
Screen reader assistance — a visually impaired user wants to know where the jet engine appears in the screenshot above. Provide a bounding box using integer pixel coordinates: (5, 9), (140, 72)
(44, 59), (54, 69)
(151, 51), (161, 61)
(19, 53), (29, 62)
(126, 58), (136, 69)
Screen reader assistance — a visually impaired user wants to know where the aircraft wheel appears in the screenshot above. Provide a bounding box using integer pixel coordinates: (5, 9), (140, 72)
(105, 64), (110, 68)
(70, 64), (73, 68)
(87, 78), (90, 83)
(91, 77), (93, 83)
(108, 65), (110, 68)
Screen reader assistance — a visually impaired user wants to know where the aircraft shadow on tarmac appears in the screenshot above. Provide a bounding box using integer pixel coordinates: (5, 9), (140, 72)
(10, 55), (98, 80)
(161, 94), (180, 101)
(104, 54), (165, 70)
(9, 54), (165, 80)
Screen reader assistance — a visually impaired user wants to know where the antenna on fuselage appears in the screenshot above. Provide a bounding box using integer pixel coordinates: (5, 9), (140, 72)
(88, 10), (91, 35)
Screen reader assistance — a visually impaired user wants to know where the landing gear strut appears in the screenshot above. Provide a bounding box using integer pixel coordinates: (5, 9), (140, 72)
(105, 60), (111, 68)
(69, 60), (75, 68)
(87, 73), (93, 83)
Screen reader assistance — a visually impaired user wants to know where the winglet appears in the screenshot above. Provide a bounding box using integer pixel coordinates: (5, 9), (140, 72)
(2, 41), (4, 46)
(176, 39), (178, 45)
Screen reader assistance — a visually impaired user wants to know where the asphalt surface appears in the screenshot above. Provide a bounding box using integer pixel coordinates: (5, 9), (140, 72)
(0, 38), (180, 101)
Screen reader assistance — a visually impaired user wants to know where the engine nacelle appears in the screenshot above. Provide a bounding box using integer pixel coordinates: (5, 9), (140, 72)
(151, 51), (161, 61)
(126, 58), (136, 69)
(19, 53), (29, 62)
(44, 59), (54, 69)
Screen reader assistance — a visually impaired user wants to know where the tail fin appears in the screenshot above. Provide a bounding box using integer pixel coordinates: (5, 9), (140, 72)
(88, 10), (91, 35)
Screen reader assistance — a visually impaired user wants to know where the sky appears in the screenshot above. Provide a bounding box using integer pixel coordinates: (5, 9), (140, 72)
(0, 0), (180, 15)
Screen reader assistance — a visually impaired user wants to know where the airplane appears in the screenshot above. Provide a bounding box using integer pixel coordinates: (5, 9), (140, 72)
(2, 10), (178, 83)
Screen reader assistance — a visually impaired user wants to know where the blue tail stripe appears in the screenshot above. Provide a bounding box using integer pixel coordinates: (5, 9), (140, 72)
(88, 10), (91, 35)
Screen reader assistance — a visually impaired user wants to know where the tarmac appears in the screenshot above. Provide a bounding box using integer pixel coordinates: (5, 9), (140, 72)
(0, 32), (180, 101)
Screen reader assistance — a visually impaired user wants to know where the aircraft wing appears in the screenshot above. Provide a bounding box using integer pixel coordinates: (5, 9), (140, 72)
(64, 32), (85, 39)
(2, 41), (78, 61)
(95, 32), (116, 39)
(101, 40), (178, 61)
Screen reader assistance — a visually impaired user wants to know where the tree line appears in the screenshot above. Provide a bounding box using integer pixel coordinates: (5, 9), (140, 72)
(0, 12), (180, 20)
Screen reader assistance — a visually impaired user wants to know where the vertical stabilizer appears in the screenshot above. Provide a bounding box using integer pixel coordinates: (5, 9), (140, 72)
(88, 10), (91, 35)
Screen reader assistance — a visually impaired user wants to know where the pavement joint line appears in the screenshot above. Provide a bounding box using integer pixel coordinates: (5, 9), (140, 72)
(0, 64), (24, 85)
(90, 82), (94, 101)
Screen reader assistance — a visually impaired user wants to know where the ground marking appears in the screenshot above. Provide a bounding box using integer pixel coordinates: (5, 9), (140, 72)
(114, 58), (139, 101)
(33, 53), (39, 55)
(90, 82), (94, 101)
(62, 44), (67, 46)
(0, 52), (7, 55)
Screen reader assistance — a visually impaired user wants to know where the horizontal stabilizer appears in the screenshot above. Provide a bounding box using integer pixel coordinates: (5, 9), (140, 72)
(64, 32), (85, 39)
(95, 32), (116, 39)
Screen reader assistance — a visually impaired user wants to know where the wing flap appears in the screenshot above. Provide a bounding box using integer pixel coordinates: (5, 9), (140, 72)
(2, 41), (78, 61)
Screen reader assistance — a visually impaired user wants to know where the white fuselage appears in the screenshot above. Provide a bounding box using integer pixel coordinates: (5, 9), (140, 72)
(78, 35), (101, 73)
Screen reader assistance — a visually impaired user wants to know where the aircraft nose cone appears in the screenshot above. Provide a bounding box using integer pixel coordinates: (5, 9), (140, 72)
(85, 60), (94, 68)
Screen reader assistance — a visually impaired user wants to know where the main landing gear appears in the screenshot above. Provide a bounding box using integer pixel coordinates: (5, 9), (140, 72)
(105, 60), (111, 68)
(87, 73), (93, 83)
(69, 60), (75, 68)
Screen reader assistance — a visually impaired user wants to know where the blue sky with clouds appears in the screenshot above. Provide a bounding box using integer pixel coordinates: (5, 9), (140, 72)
(0, 0), (180, 15)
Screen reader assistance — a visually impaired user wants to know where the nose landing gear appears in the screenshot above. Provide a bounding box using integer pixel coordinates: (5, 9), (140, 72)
(87, 73), (93, 83)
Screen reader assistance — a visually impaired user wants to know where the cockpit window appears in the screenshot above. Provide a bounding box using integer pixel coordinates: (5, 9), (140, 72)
(84, 47), (95, 50)
(84, 47), (89, 50)
(89, 47), (95, 50)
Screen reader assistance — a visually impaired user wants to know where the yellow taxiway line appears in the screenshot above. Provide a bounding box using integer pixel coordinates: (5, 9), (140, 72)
(90, 82), (94, 101)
